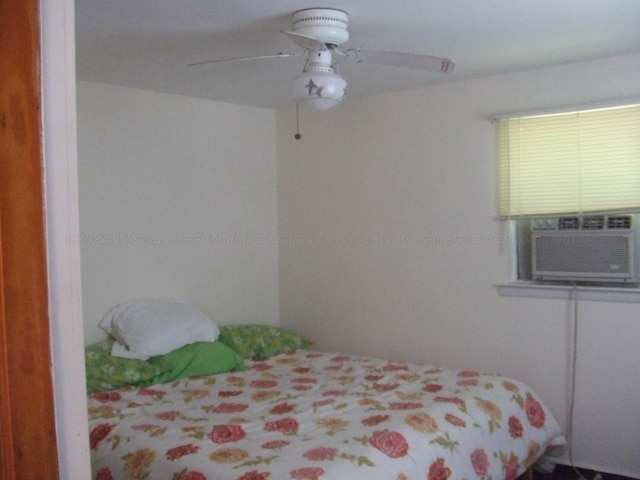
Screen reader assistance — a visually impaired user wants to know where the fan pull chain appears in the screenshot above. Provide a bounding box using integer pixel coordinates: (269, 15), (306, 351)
(294, 102), (302, 140)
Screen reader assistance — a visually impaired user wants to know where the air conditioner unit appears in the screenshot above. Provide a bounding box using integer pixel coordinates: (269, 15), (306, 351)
(531, 214), (638, 283)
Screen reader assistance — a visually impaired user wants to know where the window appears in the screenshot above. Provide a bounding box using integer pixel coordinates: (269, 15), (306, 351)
(497, 103), (640, 219)
(496, 103), (640, 287)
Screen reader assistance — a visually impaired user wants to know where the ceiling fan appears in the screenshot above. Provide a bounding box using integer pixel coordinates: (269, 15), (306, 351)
(189, 7), (455, 110)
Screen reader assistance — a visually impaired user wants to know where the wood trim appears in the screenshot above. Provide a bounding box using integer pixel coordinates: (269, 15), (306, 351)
(0, 0), (60, 477)
(0, 215), (15, 480)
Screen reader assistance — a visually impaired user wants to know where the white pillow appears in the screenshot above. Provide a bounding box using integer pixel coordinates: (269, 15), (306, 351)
(99, 299), (219, 360)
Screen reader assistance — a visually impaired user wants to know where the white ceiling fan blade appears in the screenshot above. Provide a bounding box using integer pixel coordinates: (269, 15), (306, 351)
(282, 30), (326, 50)
(343, 48), (455, 73)
(187, 52), (300, 67)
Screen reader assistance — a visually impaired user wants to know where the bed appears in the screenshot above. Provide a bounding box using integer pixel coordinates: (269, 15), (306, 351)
(87, 300), (565, 480)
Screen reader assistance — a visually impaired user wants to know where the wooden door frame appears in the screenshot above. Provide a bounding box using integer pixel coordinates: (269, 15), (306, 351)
(0, 216), (15, 480)
(0, 0), (60, 477)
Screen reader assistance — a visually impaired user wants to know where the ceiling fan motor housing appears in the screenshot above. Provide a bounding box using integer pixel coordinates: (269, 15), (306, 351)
(292, 8), (349, 46)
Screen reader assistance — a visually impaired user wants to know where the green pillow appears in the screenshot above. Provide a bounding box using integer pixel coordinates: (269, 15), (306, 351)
(147, 341), (245, 384)
(217, 324), (312, 359)
(85, 340), (162, 394)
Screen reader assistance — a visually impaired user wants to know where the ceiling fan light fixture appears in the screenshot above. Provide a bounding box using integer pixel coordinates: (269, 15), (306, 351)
(292, 8), (349, 46)
(292, 70), (347, 110)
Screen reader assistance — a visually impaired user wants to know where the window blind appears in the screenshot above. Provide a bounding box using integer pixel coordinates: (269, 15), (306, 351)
(497, 103), (640, 218)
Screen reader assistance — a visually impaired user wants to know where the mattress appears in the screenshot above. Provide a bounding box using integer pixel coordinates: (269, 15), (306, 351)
(88, 349), (565, 480)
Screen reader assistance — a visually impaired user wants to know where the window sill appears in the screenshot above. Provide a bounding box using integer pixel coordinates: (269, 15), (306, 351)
(496, 281), (640, 303)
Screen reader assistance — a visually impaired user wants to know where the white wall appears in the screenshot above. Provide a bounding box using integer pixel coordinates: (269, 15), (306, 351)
(276, 54), (640, 477)
(77, 82), (280, 344)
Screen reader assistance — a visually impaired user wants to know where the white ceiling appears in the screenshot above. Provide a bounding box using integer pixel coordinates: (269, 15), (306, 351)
(75, 1), (640, 110)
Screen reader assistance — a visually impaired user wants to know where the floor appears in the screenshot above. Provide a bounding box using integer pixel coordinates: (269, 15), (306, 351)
(533, 464), (637, 480)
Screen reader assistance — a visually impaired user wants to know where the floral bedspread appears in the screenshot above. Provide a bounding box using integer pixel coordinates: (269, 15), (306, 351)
(88, 350), (565, 480)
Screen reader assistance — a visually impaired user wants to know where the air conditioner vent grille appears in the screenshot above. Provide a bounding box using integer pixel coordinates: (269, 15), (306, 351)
(534, 235), (631, 275)
(558, 217), (580, 230)
(608, 215), (632, 229)
(582, 216), (604, 230)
